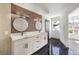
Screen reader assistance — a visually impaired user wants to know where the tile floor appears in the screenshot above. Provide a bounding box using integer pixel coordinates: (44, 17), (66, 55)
(33, 38), (76, 55)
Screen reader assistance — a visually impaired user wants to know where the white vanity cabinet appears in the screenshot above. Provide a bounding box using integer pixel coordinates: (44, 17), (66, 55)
(12, 39), (25, 55)
(32, 33), (48, 53)
(12, 38), (32, 55)
(24, 38), (33, 55)
(12, 32), (48, 55)
(40, 33), (48, 47)
(32, 35), (41, 53)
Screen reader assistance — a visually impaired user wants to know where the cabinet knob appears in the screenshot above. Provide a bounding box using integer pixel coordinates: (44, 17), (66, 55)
(44, 37), (46, 40)
(36, 41), (39, 42)
(36, 36), (39, 38)
(36, 46), (40, 48)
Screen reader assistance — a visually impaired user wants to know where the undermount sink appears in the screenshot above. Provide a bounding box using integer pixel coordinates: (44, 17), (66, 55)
(11, 35), (27, 40)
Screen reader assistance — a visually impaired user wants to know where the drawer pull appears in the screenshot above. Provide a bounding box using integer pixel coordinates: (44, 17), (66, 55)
(25, 44), (28, 48)
(36, 41), (39, 42)
(36, 46), (40, 48)
(44, 37), (46, 40)
(36, 36), (39, 38)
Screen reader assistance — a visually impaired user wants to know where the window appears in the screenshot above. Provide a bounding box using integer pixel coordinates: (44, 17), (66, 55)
(68, 16), (79, 34)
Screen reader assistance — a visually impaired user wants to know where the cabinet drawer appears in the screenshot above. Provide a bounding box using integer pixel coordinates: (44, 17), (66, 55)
(32, 37), (41, 52)
(40, 34), (48, 47)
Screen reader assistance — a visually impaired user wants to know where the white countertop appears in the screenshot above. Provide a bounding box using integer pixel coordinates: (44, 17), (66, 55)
(11, 31), (43, 41)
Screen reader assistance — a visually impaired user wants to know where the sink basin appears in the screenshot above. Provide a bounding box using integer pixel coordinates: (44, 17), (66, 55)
(11, 35), (26, 40)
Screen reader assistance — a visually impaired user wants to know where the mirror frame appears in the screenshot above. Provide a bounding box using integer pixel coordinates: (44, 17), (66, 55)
(13, 17), (28, 32)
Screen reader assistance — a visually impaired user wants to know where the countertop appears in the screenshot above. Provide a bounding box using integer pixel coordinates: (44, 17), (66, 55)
(11, 31), (44, 41)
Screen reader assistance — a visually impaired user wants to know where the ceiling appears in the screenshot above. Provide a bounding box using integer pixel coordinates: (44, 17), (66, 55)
(34, 3), (79, 16)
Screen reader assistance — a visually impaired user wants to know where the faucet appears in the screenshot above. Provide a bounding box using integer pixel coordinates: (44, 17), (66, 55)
(21, 32), (23, 36)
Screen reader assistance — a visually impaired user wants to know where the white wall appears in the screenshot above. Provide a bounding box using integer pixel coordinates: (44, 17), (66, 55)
(51, 30), (60, 39)
(59, 14), (68, 47)
(49, 14), (68, 47)
(14, 3), (47, 16)
(50, 16), (60, 39)
(0, 4), (11, 54)
(69, 7), (79, 17)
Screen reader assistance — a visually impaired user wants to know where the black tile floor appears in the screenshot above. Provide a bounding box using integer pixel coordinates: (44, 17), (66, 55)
(50, 38), (76, 55)
(33, 38), (76, 55)
(50, 38), (68, 55)
(32, 44), (49, 55)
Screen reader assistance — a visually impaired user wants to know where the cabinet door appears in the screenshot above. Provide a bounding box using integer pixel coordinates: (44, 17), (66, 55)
(40, 33), (48, 47)
(12, 39), (27, 55)
(24, 38), (33, 55)
(12, 39), (32, 55)
(32, 36), (41, 53)
(43, 33), (48, 45)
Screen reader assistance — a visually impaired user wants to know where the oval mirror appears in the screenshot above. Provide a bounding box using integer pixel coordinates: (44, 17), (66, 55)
(13, 17), (28, 31)
(35, 21), (42, 31)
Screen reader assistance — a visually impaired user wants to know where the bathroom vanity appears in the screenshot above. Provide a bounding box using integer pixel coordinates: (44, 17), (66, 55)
(11, 32), (48, 55)
(10, 4), (48, 55)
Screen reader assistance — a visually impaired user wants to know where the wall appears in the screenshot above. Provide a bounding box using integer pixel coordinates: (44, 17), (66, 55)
(11, 4), (42, 33)
(50, 16), (60, 39)
(14, 3), (48, 32)
(69, 7), (79, 17)
(51, 30), (60, 39)
(0, 4), (11, 54)
(49, 14), (68, 47)
(14, 3), (47, 16)
(59, 14), (68, 47)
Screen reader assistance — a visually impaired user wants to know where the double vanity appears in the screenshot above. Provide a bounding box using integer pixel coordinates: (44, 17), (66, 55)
(11, 32), (48, 55)
(11, 4), (48, 55)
